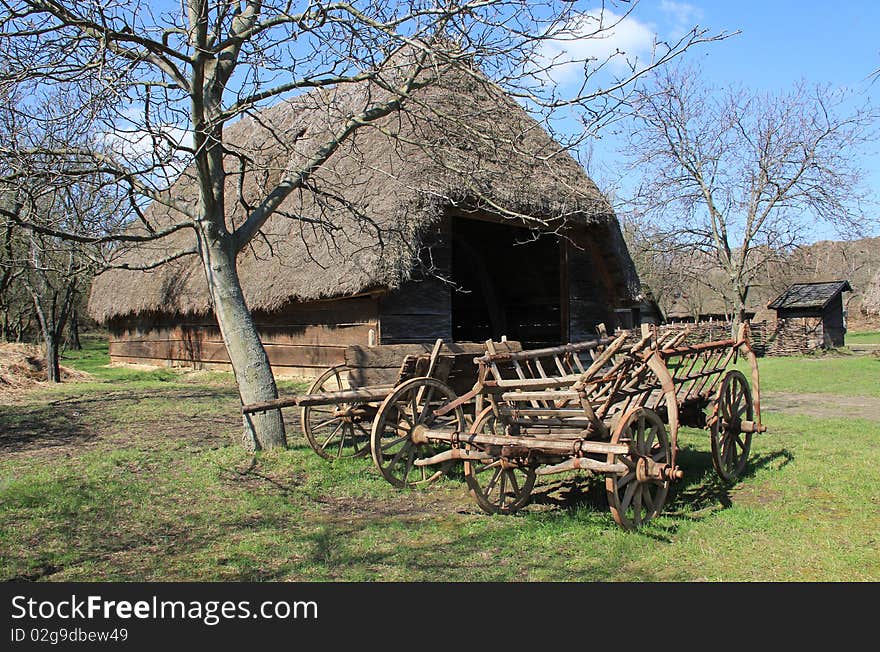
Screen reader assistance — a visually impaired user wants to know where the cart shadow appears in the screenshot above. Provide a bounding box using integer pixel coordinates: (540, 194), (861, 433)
(529, 477), (607, 511)
(665, 447), (794, 517)
(525, 446), (794, 537)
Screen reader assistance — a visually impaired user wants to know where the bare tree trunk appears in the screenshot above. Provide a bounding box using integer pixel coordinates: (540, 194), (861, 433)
(67, 306), (81, 350)
(731, 281), (750, 338)
(44, 330), (61, 382)
(198, 229), (286, 450)
(28, 288), (62, 383)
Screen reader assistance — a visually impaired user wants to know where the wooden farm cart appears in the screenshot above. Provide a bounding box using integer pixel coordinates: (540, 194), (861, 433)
(241, 339), (521, 464)
(367, 323), (766, 529)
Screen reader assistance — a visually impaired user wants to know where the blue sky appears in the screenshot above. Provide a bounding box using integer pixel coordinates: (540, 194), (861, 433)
(566, 0), (880, 240)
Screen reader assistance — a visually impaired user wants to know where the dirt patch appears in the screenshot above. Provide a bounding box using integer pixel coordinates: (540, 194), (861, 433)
(0, 343), (91, 395)
(0, 387), (241, 462)
(730, 485), (783, 507)
(762, 391), (880, 421)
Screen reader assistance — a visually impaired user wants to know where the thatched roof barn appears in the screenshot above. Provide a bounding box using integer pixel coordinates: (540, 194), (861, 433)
(89, 56), (645, 376)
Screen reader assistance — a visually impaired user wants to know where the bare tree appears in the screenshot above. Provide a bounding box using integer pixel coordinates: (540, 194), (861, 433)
(0, 1), (723, 449)
(1, 175), (112, 383)
(0, 82), (124, 381)
(622, 64), (878, 327)
(620, 215), (712, 319)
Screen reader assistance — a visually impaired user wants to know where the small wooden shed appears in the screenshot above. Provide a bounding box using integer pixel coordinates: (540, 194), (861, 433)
(767, 280), (852, 349)
(88, 61), (646, 376)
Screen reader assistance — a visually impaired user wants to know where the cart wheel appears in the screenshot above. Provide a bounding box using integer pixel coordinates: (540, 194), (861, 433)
(370, 377), (465, 488)
(464, 407), (536, 515)
(606, 407), (670, 530)
(710, 369), (753, 482)
(302, 365), (371, 460)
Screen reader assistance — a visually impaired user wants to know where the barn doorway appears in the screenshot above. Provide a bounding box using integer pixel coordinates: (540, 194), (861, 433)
(451, 217), (562, 348)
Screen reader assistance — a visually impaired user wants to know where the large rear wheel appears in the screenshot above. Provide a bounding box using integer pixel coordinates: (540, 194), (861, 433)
(710, 370), (754, 482)
(370, 377), (465, 488)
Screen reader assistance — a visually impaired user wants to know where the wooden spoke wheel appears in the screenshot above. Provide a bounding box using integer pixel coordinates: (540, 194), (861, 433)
(302, 365), (372, 460)
(710, 370), (754, 482)
(606, 407), (671, 530)
(464, 407), (536, 515)
(370, 377), (465, 488)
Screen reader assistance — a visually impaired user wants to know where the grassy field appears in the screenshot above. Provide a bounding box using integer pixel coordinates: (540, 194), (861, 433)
(737, 354), (880, 397)
(1, 337), (878, 581)
(847, 330), (880, 345)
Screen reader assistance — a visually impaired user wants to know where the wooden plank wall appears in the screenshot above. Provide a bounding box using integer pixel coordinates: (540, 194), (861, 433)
(379, 220), (452, 344)
(345, 340), (522, 393)
(566, 231), (616, 342)
(108, 296), (379, 376)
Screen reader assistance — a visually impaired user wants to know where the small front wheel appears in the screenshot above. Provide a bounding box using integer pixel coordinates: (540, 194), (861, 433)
(605, 407), (671, 530)
(464, 407), (536, 515)
(302, 365), (372, 460)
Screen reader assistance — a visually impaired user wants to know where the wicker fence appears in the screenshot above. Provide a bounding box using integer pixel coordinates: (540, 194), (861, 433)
(628, 319), (829, 357)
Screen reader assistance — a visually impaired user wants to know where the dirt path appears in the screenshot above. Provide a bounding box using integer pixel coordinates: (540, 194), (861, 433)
(762, 391), (880, 421)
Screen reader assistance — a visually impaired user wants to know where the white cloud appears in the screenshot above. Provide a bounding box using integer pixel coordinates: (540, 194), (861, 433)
(659, 1), (704, 38)
(103, 126), (191, 160)
(97, 125), (192, 188)
(534, 9), (658, 84)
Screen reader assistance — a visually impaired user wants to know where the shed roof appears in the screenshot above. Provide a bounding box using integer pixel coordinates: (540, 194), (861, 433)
(767, 281), (852, 311)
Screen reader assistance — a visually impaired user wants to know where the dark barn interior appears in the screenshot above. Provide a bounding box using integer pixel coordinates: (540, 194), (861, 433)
(451, 218), (562, 348)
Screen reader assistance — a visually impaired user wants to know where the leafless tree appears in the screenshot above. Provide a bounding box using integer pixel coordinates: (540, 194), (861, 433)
(0, 83), (123, 379)
(0, 1), (724, 449)
(622, 64), (878, 327)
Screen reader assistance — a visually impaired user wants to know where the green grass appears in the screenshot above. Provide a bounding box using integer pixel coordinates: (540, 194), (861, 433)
(847, 330), (880, 345)
(58, 335), (245, 390)
(737, 354), (880, 397)
(1, 338), (878, 581)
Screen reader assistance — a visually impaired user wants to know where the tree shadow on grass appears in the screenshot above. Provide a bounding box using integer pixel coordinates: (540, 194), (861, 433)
(0, 386), (260, 456)
(284, 511), (677, 582)
(0, 404), (95, 454)
(44, 388), (241, 407)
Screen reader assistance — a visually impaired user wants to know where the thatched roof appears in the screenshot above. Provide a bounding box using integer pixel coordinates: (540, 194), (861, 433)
(768, 281), (852, 311)
(89, 54), (638, 322)
(862, 270), (880, 315)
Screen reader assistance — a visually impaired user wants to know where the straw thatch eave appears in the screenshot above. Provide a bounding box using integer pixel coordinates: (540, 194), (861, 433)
(88, 60), (634, 323)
